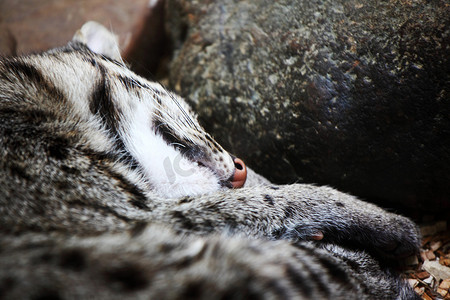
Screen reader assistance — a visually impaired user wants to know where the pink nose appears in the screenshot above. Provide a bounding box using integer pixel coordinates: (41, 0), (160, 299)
(231, 157), (247, 188)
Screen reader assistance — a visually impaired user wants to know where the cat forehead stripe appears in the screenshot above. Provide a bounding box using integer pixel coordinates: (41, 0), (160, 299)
(89, 63), (121, 135)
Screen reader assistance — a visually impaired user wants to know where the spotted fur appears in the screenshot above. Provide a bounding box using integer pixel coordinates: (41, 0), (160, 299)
(0, 22), (420, 299)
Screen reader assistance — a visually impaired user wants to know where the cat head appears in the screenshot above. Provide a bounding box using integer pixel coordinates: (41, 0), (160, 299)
(69, 21), (247, 198)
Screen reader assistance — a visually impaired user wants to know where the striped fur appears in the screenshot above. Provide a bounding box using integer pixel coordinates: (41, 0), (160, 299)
(0, 22), (420, 299)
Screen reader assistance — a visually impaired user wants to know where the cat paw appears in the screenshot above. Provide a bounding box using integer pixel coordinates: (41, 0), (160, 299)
(323, 213), (421, 259)
(276, 214), (420, 259)
(368, 215), (421, 258)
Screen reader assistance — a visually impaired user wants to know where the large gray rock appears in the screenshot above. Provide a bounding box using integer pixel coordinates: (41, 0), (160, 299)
(166, 0), (449, 213)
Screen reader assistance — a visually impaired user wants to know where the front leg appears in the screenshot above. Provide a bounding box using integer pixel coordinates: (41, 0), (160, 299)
(153, 184), (420, 258)
(273, 185), (421, 259)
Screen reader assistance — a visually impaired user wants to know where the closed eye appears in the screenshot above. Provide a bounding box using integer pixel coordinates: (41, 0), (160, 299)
(154, 119), (207, 165)
(170, 142), (187, 150)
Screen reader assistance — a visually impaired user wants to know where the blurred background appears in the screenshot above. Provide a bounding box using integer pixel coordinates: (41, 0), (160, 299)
(0, 0), (169, 78)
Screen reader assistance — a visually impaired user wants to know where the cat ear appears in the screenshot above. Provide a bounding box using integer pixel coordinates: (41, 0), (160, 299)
(72, 21), (124, 63)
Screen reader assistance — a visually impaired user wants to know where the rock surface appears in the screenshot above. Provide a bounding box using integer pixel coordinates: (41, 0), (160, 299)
(166, 0), (450, 212)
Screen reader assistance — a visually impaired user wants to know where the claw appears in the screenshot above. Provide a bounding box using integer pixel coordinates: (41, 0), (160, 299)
(311, 231), (324, 241)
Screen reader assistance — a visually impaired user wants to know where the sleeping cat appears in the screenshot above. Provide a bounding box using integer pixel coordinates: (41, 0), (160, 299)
(0, 21), (420, 299)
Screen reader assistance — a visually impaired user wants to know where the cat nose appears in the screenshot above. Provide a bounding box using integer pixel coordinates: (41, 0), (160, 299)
(231, 157), (247, 188)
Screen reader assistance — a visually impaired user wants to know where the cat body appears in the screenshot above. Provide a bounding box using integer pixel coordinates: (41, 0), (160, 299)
(0, 22), (420, 299)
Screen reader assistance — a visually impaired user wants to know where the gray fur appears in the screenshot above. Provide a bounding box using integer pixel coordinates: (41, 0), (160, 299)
(0, 23), (420, 299)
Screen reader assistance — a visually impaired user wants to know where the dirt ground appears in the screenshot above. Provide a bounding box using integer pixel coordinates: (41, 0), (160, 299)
(407, 221), (450, 299)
